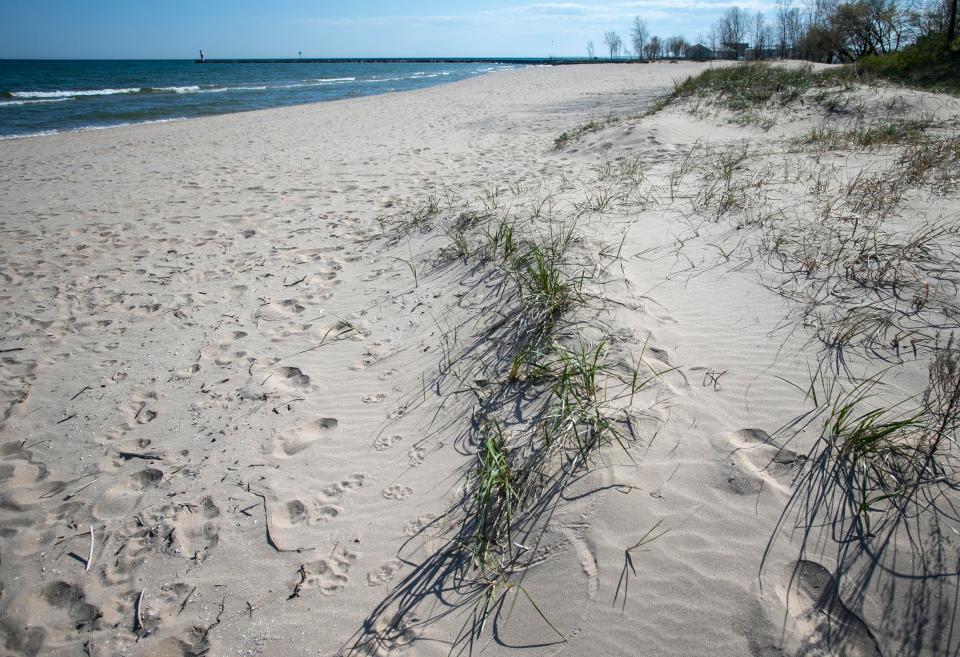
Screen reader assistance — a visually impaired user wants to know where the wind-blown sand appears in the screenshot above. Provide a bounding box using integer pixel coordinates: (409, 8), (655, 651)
(1, 63), (958, 657)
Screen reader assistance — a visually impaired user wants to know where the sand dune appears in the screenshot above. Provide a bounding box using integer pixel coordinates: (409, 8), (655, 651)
(1, 62), (958, 657)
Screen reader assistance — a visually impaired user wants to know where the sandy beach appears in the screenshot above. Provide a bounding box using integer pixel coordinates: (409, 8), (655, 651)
(1, 62), (958, 657)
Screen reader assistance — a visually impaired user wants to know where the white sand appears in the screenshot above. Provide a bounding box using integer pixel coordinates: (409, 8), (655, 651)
(1, 62), (957, 657)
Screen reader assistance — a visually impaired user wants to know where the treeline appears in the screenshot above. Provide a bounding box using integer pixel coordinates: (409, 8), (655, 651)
(588, 0), (957, 63)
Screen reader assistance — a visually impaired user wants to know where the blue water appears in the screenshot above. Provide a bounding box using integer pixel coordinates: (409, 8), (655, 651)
(0, 60), (518, 139)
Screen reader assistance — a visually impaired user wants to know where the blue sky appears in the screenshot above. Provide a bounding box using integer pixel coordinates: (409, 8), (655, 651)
(0, 1), (775, 59)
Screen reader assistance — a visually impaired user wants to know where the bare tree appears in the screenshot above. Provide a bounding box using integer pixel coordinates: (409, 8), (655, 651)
(631, 17), (650, 59)
(586, 40), (595, 59)
(777, 0), (793, 56)
(604, 31), (623, 59)
(645, 35), (663, 59)
(717, 6), (751, 57)
(667, 35), (688, 57)
(754, 11), (768, 57)
(785, 6), (804, 55)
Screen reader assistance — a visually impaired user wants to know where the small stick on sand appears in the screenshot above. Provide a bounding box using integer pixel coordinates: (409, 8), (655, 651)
(64, 478), (97, 501)
(178, 586), (197, 615)
(71, 386), (92, 401)
(117, 451), (163, 461)
(134, 588), (145, 632)
(85, 525), (95, 572)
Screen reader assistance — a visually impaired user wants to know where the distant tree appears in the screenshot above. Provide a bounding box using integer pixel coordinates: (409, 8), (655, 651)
(667, 35), (688, 57)
(776, 0), (792, 56)
(753, 12), (768, 57)
(631, 17), (650, 59)
(645, 35), (663, 59)
(587, 40), (596, 58)
(604, 31), (623, 58)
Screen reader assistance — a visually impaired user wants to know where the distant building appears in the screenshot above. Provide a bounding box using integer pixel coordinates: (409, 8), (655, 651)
(685, 44), (713, 61)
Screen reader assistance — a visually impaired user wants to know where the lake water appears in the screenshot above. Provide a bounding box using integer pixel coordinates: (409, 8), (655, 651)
(0, 59), (520, 139)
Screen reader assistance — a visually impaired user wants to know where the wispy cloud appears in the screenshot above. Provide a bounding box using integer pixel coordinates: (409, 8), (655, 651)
(297, 0), (775, 43)
(294, 0), (778, 30)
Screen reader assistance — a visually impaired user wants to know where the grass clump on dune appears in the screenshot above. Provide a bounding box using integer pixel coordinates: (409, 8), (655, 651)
(348, 175), (668, 655)
(796, 119), (933, 151)
(665, 62), (822, 113)
(783, 334), (960, 543)
(554, 114), (619, 150)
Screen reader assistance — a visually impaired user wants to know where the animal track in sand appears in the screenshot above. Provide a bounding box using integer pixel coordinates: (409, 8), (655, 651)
(108, 496), (220, 562)
(382, 485), (413, 500)
(321, 473), (366, 498)
(373, 434), (403, 452)
(256, 298), (307, 321)
(300, 546), (357, 596)
(350, 356), (376, 371)
(130, 388), (159, 425)
(282, 498), (341, 526)
(366, 559), (403, 586)
(402, 514), (440, 537)
(378, 368), (398, 381)
(172, 363), (201, 380)
(407, 446), (426, 467)
(199, 330), (248, 365)
(273, 480), (358, 528)
(272, 418), (339, 458)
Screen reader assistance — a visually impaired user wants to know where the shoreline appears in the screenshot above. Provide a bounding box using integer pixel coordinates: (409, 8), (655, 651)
(0, 62), (524, 142)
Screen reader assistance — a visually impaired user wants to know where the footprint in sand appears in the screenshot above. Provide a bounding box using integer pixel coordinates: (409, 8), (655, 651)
(382, 485), (413, 500)
(272, 418), (339, 458)
(41, 581), (101, 632)
(726, 428), (802, 494)
(784, 560), (883, 657)
(373, 434), (403, 452)
(366, 559), (403, 586)
(91, 478), (146, 522)
(242, 365), (314, 400)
